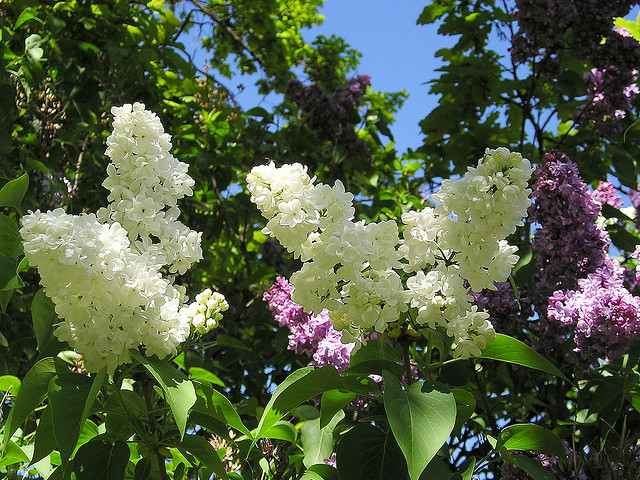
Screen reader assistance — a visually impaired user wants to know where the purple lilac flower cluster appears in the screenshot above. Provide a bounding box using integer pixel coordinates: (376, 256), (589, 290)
(285, 75), (371, 157)
(511, 1), (640, 136)
(510, 0), (576, 65)
(527, 152), (612, 351)
(548, 259), (640, 365)
(578, 62), (639, 136)
(629, 186), (640, 231)
(263, 277), (353, 371)
(471, 281), (533, 339)
(511, 0), (638, 63)
(529, 152), (610, 301)
(577, 27), (640, 136)
(593, 180), (623, 209)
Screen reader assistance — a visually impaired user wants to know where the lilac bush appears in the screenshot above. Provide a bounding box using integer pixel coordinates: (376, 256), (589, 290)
(527, 152), (640, 365)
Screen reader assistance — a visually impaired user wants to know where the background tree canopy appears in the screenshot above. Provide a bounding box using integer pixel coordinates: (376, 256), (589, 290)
(2, 1), (640, 479)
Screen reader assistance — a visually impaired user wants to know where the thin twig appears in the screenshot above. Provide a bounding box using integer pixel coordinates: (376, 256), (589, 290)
(403, 342), (414, 385)
(188, 0), (263, 67)
(72, 134), (91, 194)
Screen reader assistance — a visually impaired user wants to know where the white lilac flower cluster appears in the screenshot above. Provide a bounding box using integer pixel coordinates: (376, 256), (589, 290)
(179, 289), (229, 335)
(247, 148), (533, 357)
(20, 103), (225, 373)
(96, 103), (202, 274)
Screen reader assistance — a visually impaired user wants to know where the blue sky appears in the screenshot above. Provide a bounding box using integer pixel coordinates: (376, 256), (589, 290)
(308, 1), (451, 153)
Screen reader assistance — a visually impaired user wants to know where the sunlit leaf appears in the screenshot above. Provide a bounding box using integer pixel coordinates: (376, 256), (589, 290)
(180, 434), (229, 480)
(480, 334), (569, 381)
(131, 349), (196, 439)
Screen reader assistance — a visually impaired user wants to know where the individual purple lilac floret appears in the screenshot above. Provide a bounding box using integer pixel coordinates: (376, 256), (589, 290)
(548, 259), (640, 366)
(529, 152), (610, 302)
(263, 277), (354, 371)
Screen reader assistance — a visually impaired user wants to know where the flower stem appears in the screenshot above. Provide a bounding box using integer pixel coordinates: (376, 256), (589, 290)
(403, 342), (414, 385)
(142, 376), (169, 480)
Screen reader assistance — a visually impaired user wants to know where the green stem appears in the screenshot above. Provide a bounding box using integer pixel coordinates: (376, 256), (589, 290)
(403, 342), (414, 385)
(142, 376), (169, 480)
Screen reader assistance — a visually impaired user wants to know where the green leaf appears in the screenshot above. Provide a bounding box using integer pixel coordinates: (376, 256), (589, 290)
(32, 405), (56, 465)
(0, 290), (11, 314)
(32, 289), (58, 351)
(0, 173), (28, 213)
(509, 455), (554, 480)
(0, 256), (23, 291)
(189, 367), (226, 387)
(48, 369), (106, 463)
(14, 8), (44, 29)
(0, 440), (30, 467)
(134, 457), (152, 480)
(213, 334), (252, 351)
(383, 373), (456, 480)
(319, 390), (356, 428)
(301, 464), (340, 480)
(480, 334), (569, 381)
(417, 4), (451, 24)
(336, 423), (407, 480)
(496, 424), (567, 458)
(104, 390), (146, 440)
(601, 203), (634, 222)
(252, 366), (344, 448)
(418, 457), (452, 480)
(0, 375), (20, 395)
(263, 420), (298, 443)
(452, 388), (476, 431)
(451, 457), (475, 480)
(244, 107), (270, 118)
(131, 350), (197, 439)
(0, 214), (20, 258)
(192, 383), (252, 438)
(72, 439), (129, 480)
(606, 223), (640, 252)
(301, 410), (344, 468)
(173, 462), (186, 480)
(345, 339), (404, 377)
(4, 357), (57, 445)
(180, 434), (229, 480)
(76, 419), (99, 449)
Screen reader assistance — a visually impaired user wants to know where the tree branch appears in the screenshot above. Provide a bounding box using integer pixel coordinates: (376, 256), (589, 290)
(188, 0), (264, 67)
